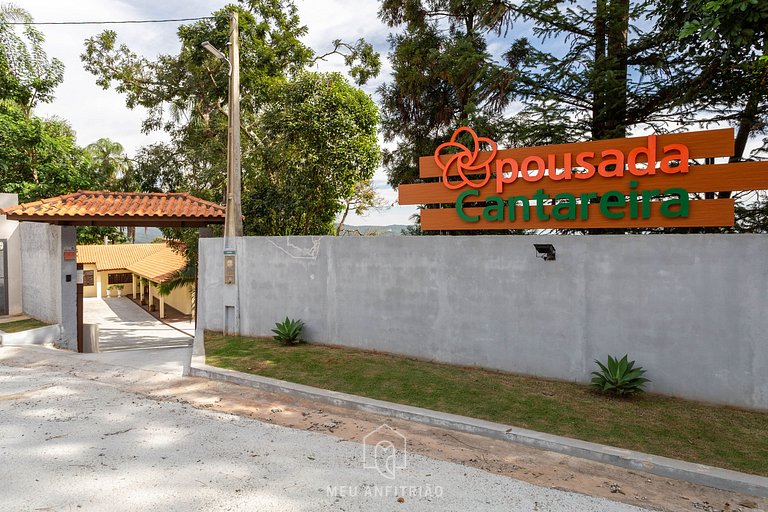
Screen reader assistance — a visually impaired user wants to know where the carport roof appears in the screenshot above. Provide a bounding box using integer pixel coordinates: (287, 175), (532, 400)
(126, 245), (187, 282)
(77, 243), (167, 272)
(0, 190), (226, 227)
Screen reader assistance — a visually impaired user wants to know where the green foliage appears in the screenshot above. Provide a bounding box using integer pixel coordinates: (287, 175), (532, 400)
(81, 2), (381, 234)
(243, 72), (380, 235)
(0, 5), (111, 204)
(271, 317), (304, 345)
(0, 4), (64, 112)
(591, 355), (650, 397)
(84, 138), (133, 190)
(0, 100), (94, 202)
(380, 0), (768, 233)
(76, 226), (128, 245)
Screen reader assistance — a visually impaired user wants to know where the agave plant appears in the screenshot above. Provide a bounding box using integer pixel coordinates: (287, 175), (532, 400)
(272, 317), (304, 345)
(591, 354), (650, 396)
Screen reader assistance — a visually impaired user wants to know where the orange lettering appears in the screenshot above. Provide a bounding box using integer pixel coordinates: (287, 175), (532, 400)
(495, 158), (519, 193)
(660, 144), (690, 174)
(628, 135), (657, 176)
(521, 156), (546, 182)
(598, 149), (625, 178)
(574, 152), (595, 180)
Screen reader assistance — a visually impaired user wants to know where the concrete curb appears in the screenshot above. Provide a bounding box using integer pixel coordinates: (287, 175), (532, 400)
(190, 363), (768, 498)
(0, 324), (61, 346)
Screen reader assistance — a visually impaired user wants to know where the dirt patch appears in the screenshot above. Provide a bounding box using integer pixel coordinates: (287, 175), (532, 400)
(141, 377), (766, 512)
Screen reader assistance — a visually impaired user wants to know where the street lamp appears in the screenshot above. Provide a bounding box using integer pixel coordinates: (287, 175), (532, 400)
(201, 12), (243, 336)
(201, 41), (229, 66)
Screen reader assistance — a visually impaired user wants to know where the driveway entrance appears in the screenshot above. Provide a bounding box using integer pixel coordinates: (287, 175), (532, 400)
(84, 297), (192, 351)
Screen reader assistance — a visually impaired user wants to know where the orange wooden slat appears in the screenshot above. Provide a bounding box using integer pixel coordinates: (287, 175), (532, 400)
(400, 161), (768, 205)
(419, 128), (735, 179)
(420, 199), (734, 231)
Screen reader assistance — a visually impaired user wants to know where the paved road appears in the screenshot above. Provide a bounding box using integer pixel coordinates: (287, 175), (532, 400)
(0, 348), (653, 512)
(84, 297), (193, 352)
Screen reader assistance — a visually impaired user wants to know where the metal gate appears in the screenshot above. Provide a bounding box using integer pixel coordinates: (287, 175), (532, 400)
(0, 239), (7, 316)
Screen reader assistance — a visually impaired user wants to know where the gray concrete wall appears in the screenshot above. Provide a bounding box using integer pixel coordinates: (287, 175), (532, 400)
(20, 222), (62, 326)
(0, 194), (22, 316)
(198, 235), (768, 410)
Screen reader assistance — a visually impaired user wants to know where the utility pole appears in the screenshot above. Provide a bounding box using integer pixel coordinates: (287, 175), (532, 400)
(203, 11), (242, 336)
(223, 11), (242, 336)
(225, 10), (243, 242)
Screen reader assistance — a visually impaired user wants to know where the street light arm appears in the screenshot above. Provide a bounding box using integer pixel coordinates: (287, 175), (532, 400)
(201, 40), (231, 74)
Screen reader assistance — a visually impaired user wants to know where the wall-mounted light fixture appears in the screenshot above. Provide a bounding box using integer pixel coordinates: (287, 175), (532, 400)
(534, 243), (556, 261)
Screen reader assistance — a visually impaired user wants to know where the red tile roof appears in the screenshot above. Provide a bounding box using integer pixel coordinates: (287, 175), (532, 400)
(0, 191), (225, 226)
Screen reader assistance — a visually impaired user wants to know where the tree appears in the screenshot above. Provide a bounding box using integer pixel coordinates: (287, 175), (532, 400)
(84, 138), (133, 190)
(0, 100), (93, 202)
(656, 0), (768, 169)
(0, 4), (98, 203)
(82, 1), (381, 235)
(337, 180), (390, 235)
(0, 3), (64, 114)
(243, 72), (380, 235)
(379, 0), (768, 233)
(76, 226), (128, 245)
(654, 0), (768, 229)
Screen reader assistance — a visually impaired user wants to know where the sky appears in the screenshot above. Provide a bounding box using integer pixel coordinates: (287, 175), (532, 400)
(19, 0), (415, 226)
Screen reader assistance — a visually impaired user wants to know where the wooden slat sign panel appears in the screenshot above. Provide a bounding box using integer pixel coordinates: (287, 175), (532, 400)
(399, 127), (768, 230)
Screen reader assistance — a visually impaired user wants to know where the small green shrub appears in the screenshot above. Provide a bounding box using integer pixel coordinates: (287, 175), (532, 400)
(591, 354), (650, 396)
(272, 317), (304, 345)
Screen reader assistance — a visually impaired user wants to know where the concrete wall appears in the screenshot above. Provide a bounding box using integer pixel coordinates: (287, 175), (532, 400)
(20, 222), (77, 350)
(198, 235), (768, 410)
(20, 222), (61, 325)
(0, 193), (22, 316)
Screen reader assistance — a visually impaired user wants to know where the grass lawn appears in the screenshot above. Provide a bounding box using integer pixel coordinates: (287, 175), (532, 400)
(205, 332), (768, 477)
(0, 318), (49, 333)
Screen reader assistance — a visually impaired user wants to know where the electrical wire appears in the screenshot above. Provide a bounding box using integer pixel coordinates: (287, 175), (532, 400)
(4, 16), (215, 26)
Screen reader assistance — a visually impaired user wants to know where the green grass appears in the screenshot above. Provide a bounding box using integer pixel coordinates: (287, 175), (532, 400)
(205, 332), (768, 476)
(0, 318), (49, 333)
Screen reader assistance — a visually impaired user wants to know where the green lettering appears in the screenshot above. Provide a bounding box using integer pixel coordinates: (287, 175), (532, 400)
(482, 196), (505, 221)
(508, 196), (531, 221)
(456, 189), (480, 223)
(579, 192), (597, 220)
(532, 189), (550, 220)
(641, 189), (660, 219)
(660, 188), (689, 218)
(628, 180), (639, 218)
(552, 193), (577, 220)
(600, 191), (626, 219)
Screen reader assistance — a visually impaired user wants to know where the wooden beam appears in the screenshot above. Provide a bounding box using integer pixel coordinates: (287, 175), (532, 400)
(400, 161), (768, 205)
(420, 128), (735, 179)
(420, 198), (734, 231)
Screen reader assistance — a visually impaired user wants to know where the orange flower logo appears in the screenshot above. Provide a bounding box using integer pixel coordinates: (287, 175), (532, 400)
(434, 127), (498, 190)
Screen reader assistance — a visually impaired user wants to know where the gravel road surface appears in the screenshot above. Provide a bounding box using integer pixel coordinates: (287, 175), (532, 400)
(0, 348), (654, 512)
